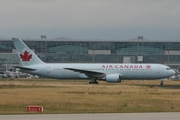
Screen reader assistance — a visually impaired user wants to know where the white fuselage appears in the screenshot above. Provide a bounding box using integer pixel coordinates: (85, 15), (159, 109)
(21, 63), (175, 80)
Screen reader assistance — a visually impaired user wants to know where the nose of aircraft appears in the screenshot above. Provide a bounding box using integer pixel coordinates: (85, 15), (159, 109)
(171, 69), (176, 75)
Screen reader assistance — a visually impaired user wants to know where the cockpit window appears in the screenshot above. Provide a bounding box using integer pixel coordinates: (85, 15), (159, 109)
(166, 68), (171, 70)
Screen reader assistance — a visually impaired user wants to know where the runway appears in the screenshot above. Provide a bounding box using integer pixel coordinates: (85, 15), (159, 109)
(0, 112), (180, 120)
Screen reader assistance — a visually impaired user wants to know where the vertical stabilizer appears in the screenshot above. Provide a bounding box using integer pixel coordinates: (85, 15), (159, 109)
(12, 38), (44, 66)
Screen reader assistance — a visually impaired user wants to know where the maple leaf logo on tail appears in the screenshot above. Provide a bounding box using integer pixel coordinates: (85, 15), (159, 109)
(20, 51), (32, 61)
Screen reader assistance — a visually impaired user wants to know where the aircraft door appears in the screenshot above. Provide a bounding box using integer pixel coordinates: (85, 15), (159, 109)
(46, 66), (50, 73)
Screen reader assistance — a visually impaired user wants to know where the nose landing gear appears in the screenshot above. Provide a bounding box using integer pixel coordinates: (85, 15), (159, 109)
(160, 80), (163, 86)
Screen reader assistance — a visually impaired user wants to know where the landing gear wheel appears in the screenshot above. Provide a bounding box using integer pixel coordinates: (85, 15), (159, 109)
(89, 78), (98, 84)
(89, 81), (99, 84)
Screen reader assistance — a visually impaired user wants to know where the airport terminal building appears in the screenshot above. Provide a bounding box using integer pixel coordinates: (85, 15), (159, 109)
(0, 37), (180, 71)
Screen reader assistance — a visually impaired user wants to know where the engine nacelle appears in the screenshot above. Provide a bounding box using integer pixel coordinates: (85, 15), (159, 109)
(106, 74), (121, 82)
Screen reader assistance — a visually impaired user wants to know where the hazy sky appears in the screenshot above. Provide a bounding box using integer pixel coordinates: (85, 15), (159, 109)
(0, 0), (180, 40)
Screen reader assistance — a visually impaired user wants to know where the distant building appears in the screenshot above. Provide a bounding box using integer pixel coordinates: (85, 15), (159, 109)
(0, 37), (180, 70)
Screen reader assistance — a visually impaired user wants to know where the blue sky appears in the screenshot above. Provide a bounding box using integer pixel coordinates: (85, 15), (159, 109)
(0, 0), (180, 40)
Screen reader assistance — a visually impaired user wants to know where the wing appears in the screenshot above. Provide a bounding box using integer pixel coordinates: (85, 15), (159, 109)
(64, 68), (106, 78)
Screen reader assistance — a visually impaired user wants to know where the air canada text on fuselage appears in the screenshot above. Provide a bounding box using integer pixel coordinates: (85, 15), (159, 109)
(101, 65), (151, 69)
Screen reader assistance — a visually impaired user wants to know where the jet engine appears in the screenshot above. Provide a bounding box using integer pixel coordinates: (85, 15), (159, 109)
(106, 74), (121, 82)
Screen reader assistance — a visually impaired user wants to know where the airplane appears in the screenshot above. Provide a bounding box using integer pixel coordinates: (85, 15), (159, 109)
(12, 38), (175, 86)
(5, 64), (19, 78)
(0, 64), (18, 78)
(0, 71), (6, 78)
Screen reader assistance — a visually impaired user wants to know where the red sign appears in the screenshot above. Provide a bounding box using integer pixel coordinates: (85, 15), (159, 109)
(27, 106), (43, 112)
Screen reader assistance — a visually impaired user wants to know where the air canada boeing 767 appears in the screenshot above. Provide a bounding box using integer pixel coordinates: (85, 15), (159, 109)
(12, 38), (175, 85)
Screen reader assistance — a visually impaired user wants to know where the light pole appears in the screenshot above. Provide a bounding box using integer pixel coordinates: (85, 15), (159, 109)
(92, 46), (95, 63)
(40, 35), (46, 61)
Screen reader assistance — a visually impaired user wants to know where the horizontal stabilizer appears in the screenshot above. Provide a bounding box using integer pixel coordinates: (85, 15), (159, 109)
(13, 66), (37, 71)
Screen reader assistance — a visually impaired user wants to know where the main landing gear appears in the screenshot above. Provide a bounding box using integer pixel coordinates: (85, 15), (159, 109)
(89, 78), (99, 84)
